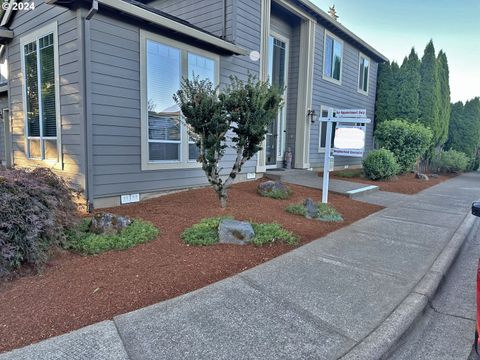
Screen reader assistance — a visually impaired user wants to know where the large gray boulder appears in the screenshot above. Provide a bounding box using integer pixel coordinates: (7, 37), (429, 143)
(304, 198), (318, 219)
(90, 212), (132, 235)
(257, 180), (291, 199)
(218, 219), (255, 245)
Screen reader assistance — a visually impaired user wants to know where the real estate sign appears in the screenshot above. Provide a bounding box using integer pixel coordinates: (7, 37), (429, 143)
(333, 109), (367, 118)
(333, 124), (366, 157)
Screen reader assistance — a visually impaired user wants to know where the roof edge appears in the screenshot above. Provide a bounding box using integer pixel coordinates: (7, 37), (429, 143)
(295, 0), (389, 63)
(99, 0), (248, 56)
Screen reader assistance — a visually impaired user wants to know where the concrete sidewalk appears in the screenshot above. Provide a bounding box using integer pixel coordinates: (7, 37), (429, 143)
(1, 173), (479, 360)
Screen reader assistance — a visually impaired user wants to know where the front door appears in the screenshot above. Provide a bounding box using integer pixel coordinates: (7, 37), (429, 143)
(266, 34), (288, 167)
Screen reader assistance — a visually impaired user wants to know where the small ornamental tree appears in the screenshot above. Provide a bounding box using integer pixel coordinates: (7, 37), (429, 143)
(174, 75), (282, 208)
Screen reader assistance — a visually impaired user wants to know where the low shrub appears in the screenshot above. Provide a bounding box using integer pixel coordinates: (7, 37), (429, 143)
(65, 218), (159, 255)
(286, 202), (343, 222)
(431, 150), (470, 173)
(375, 119), (432, 172)
(181, 217), (297, 246)
(181, 216), (231, 246)
(0, 168), (78, 276)
(251, 223), (297, 246)
(363, 149), (400, 180)
(333, 169), (363, 178)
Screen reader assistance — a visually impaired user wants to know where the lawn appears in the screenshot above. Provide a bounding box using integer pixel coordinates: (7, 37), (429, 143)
(329, 169), (456, 195)
(0, 180), (382, 353)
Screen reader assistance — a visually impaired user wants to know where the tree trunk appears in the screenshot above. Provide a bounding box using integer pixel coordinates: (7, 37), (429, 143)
(219, 188), (228, 209)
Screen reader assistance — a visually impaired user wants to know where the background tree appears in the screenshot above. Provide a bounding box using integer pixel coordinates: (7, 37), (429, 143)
(418, 40), (442, 147)
(395, 48), (421, 121)
(174, 75), (282, 208)
(436, 50), (451, 145)
(446, 98), (480, 170)
(375, 61), (397, 126)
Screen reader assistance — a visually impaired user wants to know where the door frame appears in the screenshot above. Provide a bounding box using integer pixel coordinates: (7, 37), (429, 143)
(266, 30), (289, 169)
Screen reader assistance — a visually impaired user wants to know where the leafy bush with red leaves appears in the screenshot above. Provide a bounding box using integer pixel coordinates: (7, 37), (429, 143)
(0, 168), (79, 276)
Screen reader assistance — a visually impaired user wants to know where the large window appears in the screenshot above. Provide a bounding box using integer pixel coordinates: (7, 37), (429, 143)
(143, 32), (218, 169)
(21, 25), (58, 161)
(323, 31), (343, 83)
(318, 106), (336, 152)
(358, 53), (370, 94)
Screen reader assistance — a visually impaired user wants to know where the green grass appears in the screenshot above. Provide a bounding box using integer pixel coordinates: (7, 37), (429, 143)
(286, 202), (343, 222)
(333, 169), (363, 178)
(181, 217), (297, 246)
(65, 218), (160, 255)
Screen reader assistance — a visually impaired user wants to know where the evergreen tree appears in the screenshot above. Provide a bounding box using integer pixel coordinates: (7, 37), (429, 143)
(418, 40), (442, 146)
(375, 62), (394, 125)
(436, 51), (451, 145)
(446, 98), (480, 169)
(395, 48), (421, 121)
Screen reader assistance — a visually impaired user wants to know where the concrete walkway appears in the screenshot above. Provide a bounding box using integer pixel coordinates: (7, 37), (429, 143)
(1, 173), (480, 360)
(265, 169), (380, 197)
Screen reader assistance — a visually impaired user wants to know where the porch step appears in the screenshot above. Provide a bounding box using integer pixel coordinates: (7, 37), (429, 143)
(264, 169), (379, 198)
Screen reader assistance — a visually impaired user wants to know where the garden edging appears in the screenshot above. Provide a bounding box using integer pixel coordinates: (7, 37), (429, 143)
(340, 212), (478, 360)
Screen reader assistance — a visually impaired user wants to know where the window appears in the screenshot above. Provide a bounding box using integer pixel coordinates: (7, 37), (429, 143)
(142, 31), (218, 169)
(21, 24), (59, 161)
(323, 31), (343, 83)
(358, 53), (370, 94)
(318, 106), (336, 152)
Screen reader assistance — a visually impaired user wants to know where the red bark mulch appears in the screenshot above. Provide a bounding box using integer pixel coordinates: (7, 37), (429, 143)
(0, 180), (382, 353)
(330, 170), (456, 195)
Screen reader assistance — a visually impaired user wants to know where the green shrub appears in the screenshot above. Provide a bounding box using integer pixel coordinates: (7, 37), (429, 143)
(431, 150), (470, 173)
(261, 188), (291, 199)
(181, 217), (297, 246)
(286, 202), (343, 222)
(375, 119), (433, 172)
(0, 168), (78, 276)
(251, 223), (297, 246)
(333, 169), (363, 178)
(65, 219), (159, 255)
(181, 216), (231, 246)
(363, 149), (400, 180)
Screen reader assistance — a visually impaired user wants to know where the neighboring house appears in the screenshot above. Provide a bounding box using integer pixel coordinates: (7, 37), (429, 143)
(0, 0), (387, 209)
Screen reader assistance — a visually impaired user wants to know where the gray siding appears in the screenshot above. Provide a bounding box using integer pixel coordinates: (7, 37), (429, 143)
(309, 24), (378, 169)
(7, 0), (84, 186)
(89, 6), (261, 199)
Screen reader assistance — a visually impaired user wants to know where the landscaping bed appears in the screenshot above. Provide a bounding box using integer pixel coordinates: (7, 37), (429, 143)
(0, 180), (382, 353)
(330, 169), (456, 194)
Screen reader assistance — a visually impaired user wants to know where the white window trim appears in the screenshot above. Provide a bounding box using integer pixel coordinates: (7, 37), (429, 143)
(140, 29), (220, 171)
(20, 21), (61, 166)
(318, 105), (333, 153)
(322, 30), (343, 85)
(357, 52), (370, 96)
(268, 30), (289, 163)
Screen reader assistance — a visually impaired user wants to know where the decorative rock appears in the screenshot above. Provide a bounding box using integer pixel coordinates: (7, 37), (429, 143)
(90, 212), (132, 235)
(415, 173), (429, 181)
(257, 180), (291, 198)
(304, 198), (318, 219)
(218, 219), (255, 245)
(430, 173), (439, 178)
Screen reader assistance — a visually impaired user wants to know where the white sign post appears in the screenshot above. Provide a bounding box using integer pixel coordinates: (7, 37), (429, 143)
(320, 109), (371, 203)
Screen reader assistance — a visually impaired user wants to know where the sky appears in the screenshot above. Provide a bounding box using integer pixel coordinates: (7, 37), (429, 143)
(311, 0), (480, 103)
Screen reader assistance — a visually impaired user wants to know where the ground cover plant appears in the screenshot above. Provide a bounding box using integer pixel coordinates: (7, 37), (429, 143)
(65, 219), (159, 255)
(286, 202), (343, 222)
(181, 216), (297, 246)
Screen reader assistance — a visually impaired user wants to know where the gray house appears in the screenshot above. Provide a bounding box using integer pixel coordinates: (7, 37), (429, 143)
(0, 0), (387, 209)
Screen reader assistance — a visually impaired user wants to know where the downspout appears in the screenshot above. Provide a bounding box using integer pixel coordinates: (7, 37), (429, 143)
(83, 0), (98, 212)
(221, 0), (227, 39)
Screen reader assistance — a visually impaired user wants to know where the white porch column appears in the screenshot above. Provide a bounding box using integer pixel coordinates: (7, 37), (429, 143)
(294, 19), (315, 169)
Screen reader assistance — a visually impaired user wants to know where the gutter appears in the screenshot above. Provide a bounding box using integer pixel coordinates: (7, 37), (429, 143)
(98, 0), (247, 55)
